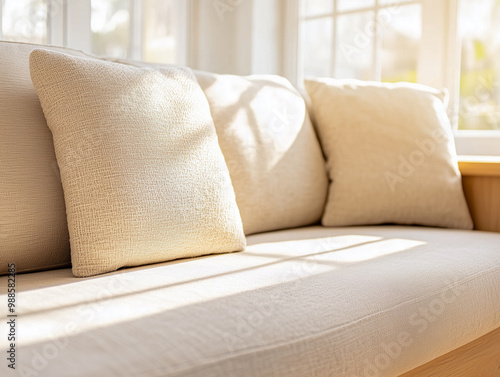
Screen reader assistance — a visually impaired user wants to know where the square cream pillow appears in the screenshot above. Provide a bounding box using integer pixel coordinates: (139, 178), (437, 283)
(195, 71), (329, 235)
(304, 78), (473, 229)
(29, 49), (246, 277)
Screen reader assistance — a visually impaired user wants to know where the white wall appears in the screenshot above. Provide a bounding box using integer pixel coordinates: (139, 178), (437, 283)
(190, 0), (285, 76)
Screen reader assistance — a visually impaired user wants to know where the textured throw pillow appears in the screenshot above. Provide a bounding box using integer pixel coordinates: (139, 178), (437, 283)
(305, 78), (473, 229)
(195, 71), (328, 235)
(30, 49), (246, 277)
(0, 41), (95, 275)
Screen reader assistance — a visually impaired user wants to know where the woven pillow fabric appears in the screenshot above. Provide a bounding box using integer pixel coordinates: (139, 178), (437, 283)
(305, 78), (473, 229)
(0, 41), (94, 275)
(196, 71), (329, 235)
(29, 49), (246, 277)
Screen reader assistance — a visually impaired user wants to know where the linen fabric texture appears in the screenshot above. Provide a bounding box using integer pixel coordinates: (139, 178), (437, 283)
(8, 225), (500, 376)
(0, 41), (93, 275)
(304, 78), (473, 229)
(196, 71), (329, 235)
(29, 49), (246, 277)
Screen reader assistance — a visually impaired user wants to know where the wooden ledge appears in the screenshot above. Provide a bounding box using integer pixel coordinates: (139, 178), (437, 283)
(458, 156), (500, 177)
(458, 156), (500, 232)
(400, 327), (500, 377)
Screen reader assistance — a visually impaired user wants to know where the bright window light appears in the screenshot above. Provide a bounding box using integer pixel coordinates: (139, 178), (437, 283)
(458, 0), (500, 131)
(297, 0), (500, 154)
(0, 0), (183, 64)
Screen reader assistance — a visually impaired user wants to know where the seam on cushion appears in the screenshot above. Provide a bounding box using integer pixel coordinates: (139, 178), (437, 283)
(2, 39), (129, 72)
(0, 262), (71, 276)
(1, 39), (101, 60)
(140, 264), (500, 377)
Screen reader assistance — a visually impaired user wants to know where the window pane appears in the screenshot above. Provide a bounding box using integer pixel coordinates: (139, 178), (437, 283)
(337, 0), (374, 13)
(142, 0), (176, 63)
(302, 0), (332, 17)
(458, 0), (500, 130)
(381, 4), (421, 83)
(378, 0), (416, 6)
(91, 0), (130, 58)
(302, 18), (333, 77)
(335, 12), (374, 80)
(2, 0), (47, 44)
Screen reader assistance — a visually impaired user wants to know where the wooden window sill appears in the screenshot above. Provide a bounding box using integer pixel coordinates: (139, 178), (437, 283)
(458, 156), (500, 233)
(458, 156), (500, 177)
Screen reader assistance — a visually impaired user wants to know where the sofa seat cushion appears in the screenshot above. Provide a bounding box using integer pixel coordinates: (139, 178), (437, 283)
(4, 226), (500, 377)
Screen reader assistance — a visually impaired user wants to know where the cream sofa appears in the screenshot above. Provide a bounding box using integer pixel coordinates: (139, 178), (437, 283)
(1, 40), (499, 377)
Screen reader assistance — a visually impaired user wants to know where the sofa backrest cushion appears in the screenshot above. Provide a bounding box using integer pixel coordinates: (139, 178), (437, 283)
(29, 49), (246, 278)
(0, 41), (95, 275)
(305, 78), (473, 230)
(195, 72), (329, 235)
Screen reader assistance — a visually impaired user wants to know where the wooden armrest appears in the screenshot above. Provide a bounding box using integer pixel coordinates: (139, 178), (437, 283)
(458, 156), (500, 233)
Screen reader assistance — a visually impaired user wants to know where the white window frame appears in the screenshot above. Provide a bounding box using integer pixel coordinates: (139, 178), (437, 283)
(285, 0), (500, 156)
(0, 1), (2, 39)
(0, 0), (192, 66)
